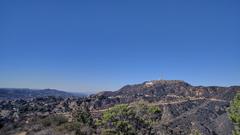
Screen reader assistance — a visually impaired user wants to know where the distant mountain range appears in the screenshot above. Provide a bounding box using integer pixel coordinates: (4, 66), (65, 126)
(0, 88), (86, 99)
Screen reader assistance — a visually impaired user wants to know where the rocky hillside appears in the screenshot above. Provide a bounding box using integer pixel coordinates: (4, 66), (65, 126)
(0, 80), (239, 135)
(90, 80), (238, 108)
(89, 80), (239, 135)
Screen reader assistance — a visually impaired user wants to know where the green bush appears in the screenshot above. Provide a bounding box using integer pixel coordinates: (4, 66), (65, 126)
(148, 106), (161, 114)
(41, 114), (68, 127)
(228, 93), (240, 135)
(72, 105), (93, 126)
(98, 102), (162, 135)
(70, 105), (95, 135)
(101, 128), (117, 135)
(192, 130), (201, 135)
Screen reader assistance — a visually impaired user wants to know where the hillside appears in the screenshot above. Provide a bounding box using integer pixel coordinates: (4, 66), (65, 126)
(89, 80), (240, 134)
(0, 80), (239, 135)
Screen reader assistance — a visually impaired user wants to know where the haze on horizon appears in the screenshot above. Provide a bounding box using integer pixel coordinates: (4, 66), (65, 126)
(0, 0), (240, 93)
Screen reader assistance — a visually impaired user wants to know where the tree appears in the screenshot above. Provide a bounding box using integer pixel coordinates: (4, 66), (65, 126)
(73, 105), (93, 126)
(228, 93), (240, 135)
(98, 102), (161, 135)
(72, 104), (94, 135)
(100, 104), (136, 135)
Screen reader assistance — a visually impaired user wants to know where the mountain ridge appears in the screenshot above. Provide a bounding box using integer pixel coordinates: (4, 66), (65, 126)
(88, 80), (240, 135)
(0, 88), (86, 100)
(0, 80), (240, 135)
(93, 80), (239, 99)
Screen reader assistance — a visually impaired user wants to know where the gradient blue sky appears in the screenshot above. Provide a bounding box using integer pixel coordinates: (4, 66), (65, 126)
(0, 0), (239, 93)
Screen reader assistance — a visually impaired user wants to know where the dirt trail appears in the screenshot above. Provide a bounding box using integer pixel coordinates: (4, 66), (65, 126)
(91, 97), (228, 113)
(16, 131), (27, 135)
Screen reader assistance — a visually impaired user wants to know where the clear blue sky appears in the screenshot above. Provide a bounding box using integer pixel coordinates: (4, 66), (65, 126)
(0, 0), (239, 93)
